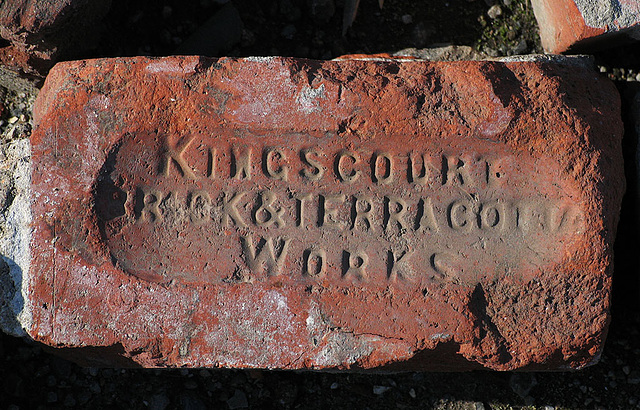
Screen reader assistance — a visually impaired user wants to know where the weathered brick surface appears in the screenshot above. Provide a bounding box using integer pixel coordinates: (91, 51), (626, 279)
(532, 0), (640, 54)
(22, 56), (623, 370)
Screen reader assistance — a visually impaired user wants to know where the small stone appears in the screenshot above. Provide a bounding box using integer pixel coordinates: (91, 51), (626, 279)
(184, 380), (198, 389)
(226, 390), (248, 409)
(90, 382), (101, 394)
(47, 392), (58, 403)
(401, 14), (413, 24)
(162, 6), (172, 19)
(487, 5), (502, 19)
(513, 39), (527, 55)
(330, 382), (339, 389)
(46, 375), (56, 387)
(474, 402), (485, 410)
(623, 366), (631, 375)
(7, 117), (18, 124)
(148, 394), (170, 410)
(77, 391), (91, 405)
(409, 388), (416, 398)
(373, 386), (391, 395)
(63, 394), (77, 407)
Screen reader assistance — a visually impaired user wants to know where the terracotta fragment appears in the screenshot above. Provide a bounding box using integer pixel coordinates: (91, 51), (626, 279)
(14, 56), (625, 370)
(531, 0), (640, 54)
(0, 0), (110, 77)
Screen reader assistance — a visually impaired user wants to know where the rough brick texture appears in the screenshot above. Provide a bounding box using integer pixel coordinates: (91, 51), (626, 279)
(532, 0), (640, 54)
(22, 56), (623, 370)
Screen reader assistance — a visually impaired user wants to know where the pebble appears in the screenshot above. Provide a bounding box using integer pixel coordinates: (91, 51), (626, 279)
(184, 380), (199, 389)
(63, 394), (77, 407)
(487, 5), (502, 19)
(373, 385), (391, 395)
(90, 382), (102, 394)
(401, 14), (413, 24)
(330, 382), (339, 389)
(46, 375), (57, 387)
(513, 39), (527, 54)
(148, 393), (170, 410)
(409, 388), (416, 398)
(47, 392), (58, 403)
(227, 389), (249, 409)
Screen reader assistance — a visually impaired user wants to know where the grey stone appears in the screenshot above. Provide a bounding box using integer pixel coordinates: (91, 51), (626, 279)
(227, 389), (249, 409)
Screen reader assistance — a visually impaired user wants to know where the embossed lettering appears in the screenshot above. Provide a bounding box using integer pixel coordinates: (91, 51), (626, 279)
(479, 201), (505, 231)
(264, 147), (289, 181)
(485, 157), (506, 186)
(416, 197), (439, 232)
(448, 199), (473, 231)
(343, 250), (368, 281)
(335, 150), (360, 183)
(443, 155), (473, 186)
(161, 134), (196, 179)
(303, 248), (326, 277)
(296, 193), (312, 227)
(409, 152), (438, 185)
(372, 152), (394, 184)
(300, 148), (325, 181)
(320, 194), (345, 229)
(385, 196), (408, 231)
(388, 249), (414, 281)
(188, 190), (211, 224)
(352, 196), (373, 231)
(431, 252), (459, 282)
(241, 235), (290, 275)
(135, 187), (163, 222)
(207, 147), (216, 179)
(222, 191), (247, 228)
(547, 205), (584, 233)
(254, 191), (285, 228)
(231, 147), (252, 180)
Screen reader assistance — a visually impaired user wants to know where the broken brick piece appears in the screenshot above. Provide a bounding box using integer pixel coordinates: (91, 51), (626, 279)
(0, 0), (110, 77)
(531, 0), (640, 54)
(15, 55), (624, 370)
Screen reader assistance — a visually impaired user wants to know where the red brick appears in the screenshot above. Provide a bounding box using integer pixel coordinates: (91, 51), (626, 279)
(0, 0), (110, 77)
(532, 0), (640, 54)
(24, 56), (623, 370)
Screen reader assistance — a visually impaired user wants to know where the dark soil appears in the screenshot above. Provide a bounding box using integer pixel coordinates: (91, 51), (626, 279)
(2, 0), (640, 409)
